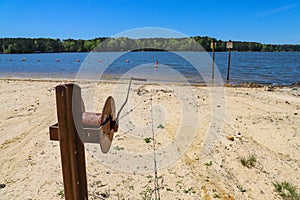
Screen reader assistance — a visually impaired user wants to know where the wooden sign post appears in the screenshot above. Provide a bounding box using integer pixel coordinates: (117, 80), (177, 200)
(210, 41), (217, 80)
(226, 40), (233, 84)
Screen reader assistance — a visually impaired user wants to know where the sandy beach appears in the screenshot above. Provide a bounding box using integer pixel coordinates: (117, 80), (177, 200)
(0, 78), (299, 200)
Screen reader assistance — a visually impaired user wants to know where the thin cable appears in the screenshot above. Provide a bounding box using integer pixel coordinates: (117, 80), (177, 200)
(116, 79), (132, 122)
(150, 89), (160, 200)
(116, 77), (147, 122)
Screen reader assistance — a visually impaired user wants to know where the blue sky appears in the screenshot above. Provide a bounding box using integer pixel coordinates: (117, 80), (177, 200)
(0, 0), (299, 44)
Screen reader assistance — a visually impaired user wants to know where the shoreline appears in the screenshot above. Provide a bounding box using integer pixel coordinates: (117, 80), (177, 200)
(1, 76), (299, 88)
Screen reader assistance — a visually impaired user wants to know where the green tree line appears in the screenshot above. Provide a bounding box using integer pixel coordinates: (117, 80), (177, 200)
(1, 36), (299, 53)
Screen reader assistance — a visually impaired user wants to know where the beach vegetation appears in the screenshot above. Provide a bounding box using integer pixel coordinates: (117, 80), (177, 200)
(273, 181), (300, 200)
(213, 193), (221, 198)
(114, 146), (124, 151)
(157, 124), (165, 129)
(183, 187), (195, 194)
(240, 155), (257, 168)
(204, 161), (213, 167)
(144, 137), (151, 143)
(237, 185), (247, 193)
(1, 37), (300, 54)
(140, 186), (153, 200)
(57, 189), (64, 199)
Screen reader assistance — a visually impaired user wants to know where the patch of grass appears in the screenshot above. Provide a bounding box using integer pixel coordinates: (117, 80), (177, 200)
(146, 175), (153, 179)
(183, 187), (194, 194)
(57, 189), (65, 199)
(273, 181), (300, 200)
(205, 176), (210, 182)
(237, 185), (246, 193)
(144, 137), (151, 143)
(240, 155), (257, 168)
(140, 186), (153, 200)
(213, 193), (221, 198)
(204, 161), (213, 167)
(115, 192), (124, 199)
(127, 185), (134, 191)
(96, 180), (102, 185)
(146, 175), (153, 183)
(157, 124), (165, 129)
(114, 146), (124, 151)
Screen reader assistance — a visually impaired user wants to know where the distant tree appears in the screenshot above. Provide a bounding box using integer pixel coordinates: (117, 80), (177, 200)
(0, 37), (299, 53)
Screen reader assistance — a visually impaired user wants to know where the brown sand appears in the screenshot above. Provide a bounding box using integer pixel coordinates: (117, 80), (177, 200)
(0, 79), (299, 199)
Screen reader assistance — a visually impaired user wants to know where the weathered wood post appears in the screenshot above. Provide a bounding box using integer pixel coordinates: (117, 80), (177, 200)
(226, 40), (233, 84)
(50, 84), (88, 200)
(49, 79), (142, 199)
(210, 41), (217, 81)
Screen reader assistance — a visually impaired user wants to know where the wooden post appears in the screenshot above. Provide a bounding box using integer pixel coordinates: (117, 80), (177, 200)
(226, 40), (233, 84)
(50, 83), (120, 199)
(55, 84), (88, 200)
(226, 48), (231, 83)
(210, 41), (216, 81)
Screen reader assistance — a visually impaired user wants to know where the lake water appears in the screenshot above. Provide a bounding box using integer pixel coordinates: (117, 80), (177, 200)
(0, 52), (299, 85)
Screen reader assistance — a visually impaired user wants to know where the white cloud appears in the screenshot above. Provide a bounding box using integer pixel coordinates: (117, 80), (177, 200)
(260, 4), (298, 16)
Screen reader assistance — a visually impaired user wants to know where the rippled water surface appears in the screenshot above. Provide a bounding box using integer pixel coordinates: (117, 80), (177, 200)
(0, 52), (299, 85)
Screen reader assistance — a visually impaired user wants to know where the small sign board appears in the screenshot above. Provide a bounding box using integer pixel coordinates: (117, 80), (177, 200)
(210, 42), (217, 49)
(227, 41), (233, 49)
